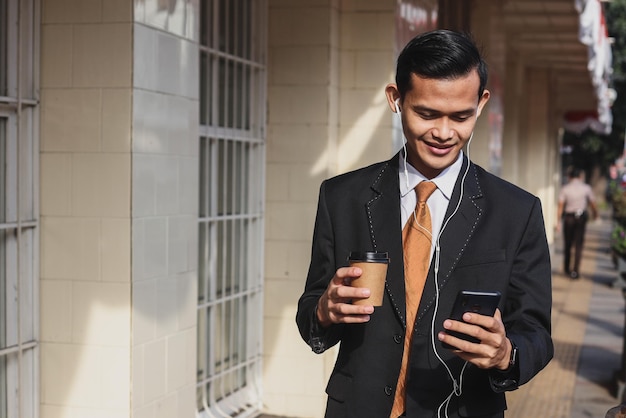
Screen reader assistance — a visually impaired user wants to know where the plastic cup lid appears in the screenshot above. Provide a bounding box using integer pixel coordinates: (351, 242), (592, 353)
(348, 251), (390, 263)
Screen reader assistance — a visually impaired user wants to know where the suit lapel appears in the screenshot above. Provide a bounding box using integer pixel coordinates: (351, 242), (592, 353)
(364, 155), (485, 328)
(366, 154), (407, 327)
(416, 158), (484, 324)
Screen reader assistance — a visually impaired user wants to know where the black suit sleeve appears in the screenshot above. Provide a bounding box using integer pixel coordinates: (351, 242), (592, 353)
(296, 181), (344, 353)
(498, 196), (554, 389)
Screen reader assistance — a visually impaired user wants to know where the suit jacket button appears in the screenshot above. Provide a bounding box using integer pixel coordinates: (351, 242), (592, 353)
(393, 334), (403, 344)
(384, 385), (393, 396)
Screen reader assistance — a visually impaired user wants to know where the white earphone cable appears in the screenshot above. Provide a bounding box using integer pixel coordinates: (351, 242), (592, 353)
(431, 129), (474, 417)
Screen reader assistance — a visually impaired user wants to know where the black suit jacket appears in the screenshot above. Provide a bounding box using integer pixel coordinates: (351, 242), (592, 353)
(296, 154), (553, 418)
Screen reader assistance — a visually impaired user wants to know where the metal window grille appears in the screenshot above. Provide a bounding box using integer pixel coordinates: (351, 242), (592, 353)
(197, 1), (266, 417)
(0, 1), (39, 418)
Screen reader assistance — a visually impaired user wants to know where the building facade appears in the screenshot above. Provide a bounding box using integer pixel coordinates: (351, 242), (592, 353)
(0, 0), (610, 417)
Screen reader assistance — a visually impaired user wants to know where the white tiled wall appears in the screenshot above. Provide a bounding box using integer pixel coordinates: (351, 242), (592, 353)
(133, 25), (199, 99)
(264, 1), (396, 417)
(134, 0), (199, 40)
(40, 0), (199, 417)
(39, 0), (400, 417)
(131, 1), (200, 416)
(337, 6), (396, 173)
(40, 0), (134, 415)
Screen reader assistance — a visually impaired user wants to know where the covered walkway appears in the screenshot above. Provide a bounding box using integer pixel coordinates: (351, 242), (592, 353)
(507, 211), (624, 417)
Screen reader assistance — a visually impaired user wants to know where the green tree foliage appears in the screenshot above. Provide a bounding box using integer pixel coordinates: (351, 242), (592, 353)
(562, 0), (626, 175)
(610, 0), (626, 81)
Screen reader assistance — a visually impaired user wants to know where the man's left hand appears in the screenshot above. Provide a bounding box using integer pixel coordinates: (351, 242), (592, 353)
(438, 308), (512, 371)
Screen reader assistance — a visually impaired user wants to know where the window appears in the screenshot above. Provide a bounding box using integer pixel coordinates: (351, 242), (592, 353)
(0, 0), (39, 418)
(0, 116), (6, 418)
(0, 1), (39, 417)
(197, 1), (266, 416)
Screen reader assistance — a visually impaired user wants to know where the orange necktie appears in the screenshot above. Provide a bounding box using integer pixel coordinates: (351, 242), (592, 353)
(390, 181), (437, 418)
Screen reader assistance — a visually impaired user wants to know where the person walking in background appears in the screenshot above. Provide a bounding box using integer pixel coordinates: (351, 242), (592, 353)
(296, 29), (553, 418)
(557, 168), (598, 279)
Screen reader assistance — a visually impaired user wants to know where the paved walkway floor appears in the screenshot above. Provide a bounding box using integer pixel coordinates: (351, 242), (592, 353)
(507, 214), (624, 418)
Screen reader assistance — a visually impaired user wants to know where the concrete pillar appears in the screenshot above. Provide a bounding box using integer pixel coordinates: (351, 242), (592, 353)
(501, 57), (525, 186)
(469, 0), (506, 175)
(520, 69), (550, 192)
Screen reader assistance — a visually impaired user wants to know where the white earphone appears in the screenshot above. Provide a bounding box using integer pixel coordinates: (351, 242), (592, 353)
(395, 98), (401, 113)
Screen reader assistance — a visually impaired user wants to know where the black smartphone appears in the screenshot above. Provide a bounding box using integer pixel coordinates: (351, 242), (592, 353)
(442, 290), (502, 349)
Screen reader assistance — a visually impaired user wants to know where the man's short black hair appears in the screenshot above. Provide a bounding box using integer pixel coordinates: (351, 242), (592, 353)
(569, 168), (581, 178)
(395, 29), (488, 101)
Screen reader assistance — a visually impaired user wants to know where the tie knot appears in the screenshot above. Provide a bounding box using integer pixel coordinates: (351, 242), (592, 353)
(416, 181), (437, 203)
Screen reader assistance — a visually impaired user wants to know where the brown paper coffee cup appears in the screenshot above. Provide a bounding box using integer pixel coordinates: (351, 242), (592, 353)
(348, 252), (389, 306)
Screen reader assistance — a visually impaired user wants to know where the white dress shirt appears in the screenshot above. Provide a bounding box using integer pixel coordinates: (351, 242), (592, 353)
(399, 150), (464, 261)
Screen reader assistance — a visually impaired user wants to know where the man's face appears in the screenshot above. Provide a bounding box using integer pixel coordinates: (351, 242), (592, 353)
(389, 70), (490, 179)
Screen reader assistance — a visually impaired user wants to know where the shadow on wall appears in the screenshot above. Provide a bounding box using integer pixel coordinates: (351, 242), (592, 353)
(40, 211), (197, 414)
(310, 84), (394, 176)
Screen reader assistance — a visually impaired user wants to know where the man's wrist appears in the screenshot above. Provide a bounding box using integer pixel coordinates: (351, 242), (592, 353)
(316, 299), (332, 328)
(490, 338), (520, 392)
(498, 338), (518, 372)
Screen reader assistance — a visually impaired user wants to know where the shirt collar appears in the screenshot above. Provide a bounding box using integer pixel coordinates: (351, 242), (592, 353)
(399, 151), (463, 200)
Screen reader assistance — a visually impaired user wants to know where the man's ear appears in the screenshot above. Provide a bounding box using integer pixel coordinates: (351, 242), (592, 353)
(476, 89), (490, 118)
(385, 84), (401, 113)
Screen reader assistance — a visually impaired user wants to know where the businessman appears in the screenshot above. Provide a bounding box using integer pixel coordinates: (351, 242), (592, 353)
(296, 30), (553, 418)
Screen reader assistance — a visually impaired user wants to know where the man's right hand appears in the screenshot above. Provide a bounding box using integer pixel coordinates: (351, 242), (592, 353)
(316, 266), (375, 327)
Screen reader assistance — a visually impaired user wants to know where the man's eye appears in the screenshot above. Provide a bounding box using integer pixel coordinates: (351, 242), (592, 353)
(418, 113), (472, 122)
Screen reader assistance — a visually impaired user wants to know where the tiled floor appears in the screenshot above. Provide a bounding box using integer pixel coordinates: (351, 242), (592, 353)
(507, 215), (624, 418)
